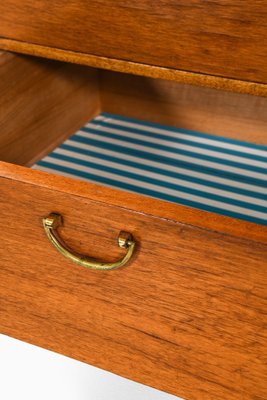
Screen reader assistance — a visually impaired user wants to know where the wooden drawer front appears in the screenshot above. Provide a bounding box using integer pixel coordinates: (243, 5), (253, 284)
(1, 172), (267, 400)
(0, 1), (267, 85)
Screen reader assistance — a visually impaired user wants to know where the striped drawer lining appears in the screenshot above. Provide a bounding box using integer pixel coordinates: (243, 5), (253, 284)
(33, 113), (267, 226)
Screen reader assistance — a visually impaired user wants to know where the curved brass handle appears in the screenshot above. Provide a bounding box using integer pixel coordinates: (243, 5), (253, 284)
(42, 213), (135, 271)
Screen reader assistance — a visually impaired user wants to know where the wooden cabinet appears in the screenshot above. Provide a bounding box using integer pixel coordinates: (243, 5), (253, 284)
(0, 3), (267, 398)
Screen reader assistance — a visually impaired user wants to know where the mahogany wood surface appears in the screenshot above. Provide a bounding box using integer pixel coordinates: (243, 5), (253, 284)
(100, 71), (267, 145)
(1, 162), (267, 247)
(0, 5), (266, 396)
(1, 174), (267, 400)
(0, 1), (267, 89)
(1, 39), (267, 98)
(1, 51), (267, 169)
(0, 52), (100, 166)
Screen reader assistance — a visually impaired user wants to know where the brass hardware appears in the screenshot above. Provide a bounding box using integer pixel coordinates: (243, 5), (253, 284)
(42, 213), (136, 271)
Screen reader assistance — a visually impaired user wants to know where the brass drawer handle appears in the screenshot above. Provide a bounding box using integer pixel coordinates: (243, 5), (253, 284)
(42, 213), (136, 271)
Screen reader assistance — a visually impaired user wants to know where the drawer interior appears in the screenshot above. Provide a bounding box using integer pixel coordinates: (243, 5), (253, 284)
(33, 111), (267, 226)
(1, 52), (267, 226)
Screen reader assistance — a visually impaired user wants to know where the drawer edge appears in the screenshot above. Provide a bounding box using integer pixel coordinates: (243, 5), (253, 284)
(1, 161), (267, 245)
(1, 38), (267, 97)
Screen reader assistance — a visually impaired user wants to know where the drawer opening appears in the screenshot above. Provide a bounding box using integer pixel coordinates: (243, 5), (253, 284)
(32, 111), (267, 226)
(1, 52), (267, 226)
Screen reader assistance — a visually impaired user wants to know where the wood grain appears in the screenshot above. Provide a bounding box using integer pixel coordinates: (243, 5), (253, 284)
(100, 71), (267, 145)
(1, 39), (267, 98)
(1, 161), (267, 246)
(0, 51), (100, 166)
(1, 175), (267, 400)
(1, 50), (266, 166)
(0, 1), (267, 86)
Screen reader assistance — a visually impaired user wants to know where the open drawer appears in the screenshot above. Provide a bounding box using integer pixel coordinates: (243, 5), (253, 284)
(1, 52), (267, 400)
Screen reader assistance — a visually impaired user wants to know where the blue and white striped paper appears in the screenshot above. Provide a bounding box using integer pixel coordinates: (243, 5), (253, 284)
(34, 113), (267, 225)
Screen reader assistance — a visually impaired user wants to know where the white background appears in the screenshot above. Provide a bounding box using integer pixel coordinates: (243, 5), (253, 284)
(0, 334), (180, 400)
